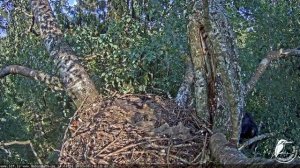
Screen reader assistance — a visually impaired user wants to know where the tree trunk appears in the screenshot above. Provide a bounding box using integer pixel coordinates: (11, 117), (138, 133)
(31, 0), (99, 107)
(188, 0), (244, 143)
(2, 0), (299, 165)
(208, 0), (245, 143)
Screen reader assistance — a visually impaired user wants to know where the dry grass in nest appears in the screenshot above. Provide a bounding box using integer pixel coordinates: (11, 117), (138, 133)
(58, 94), (210, 165)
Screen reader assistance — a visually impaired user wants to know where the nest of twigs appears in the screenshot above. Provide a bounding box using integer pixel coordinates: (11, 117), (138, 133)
(58, 94), (210, 165)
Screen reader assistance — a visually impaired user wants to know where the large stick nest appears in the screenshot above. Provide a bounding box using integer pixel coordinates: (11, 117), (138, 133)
(58, 94), (210, 165)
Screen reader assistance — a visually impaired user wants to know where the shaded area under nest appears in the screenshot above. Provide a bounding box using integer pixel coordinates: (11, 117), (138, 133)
(58, 94), (210, 165)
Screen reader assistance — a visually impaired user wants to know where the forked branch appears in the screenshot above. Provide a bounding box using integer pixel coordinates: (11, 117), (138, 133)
(245, 48), (300, 96)
(0, 140), (42, 164)
(0, 65), (63, 91)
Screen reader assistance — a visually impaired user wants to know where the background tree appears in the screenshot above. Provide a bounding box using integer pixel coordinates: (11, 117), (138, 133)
(230, 0), (300, 157)
(0, 0), (299, 165)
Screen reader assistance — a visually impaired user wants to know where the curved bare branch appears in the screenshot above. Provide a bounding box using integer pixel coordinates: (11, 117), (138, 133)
(238, 133), (275, 151)
(244, 48), (300, 96)
(0, 65), (63, 91)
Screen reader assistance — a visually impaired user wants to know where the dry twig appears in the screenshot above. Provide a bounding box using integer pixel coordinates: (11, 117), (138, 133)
(0, 140), (42, 164)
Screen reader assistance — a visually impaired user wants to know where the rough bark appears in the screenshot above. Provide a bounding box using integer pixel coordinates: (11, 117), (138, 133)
(188, 0), (211, 125)
(210, 133), (300, 168)
(30, 0), (99, 107)
(175, 55), (194, 108)
(207, 0), (244, 143)
(191, 0), (244, 141)
(191, 0), (300, 166)
(192, 0), (300, 148)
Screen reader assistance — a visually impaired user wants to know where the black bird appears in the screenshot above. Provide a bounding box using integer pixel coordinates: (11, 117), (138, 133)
(240, 112), (258, 148)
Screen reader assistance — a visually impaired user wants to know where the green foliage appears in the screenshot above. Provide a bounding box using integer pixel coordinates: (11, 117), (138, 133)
(1, 0), (299, 164)
(0, 0), (74, 164)
(0, 0), (189, 163)
(230, 0), (300, 157)
(64, 0), (188, 95)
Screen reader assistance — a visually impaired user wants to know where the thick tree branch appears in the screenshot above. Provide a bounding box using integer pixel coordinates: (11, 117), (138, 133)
(245, 48), (300, 96)
(175, 55), (194, 108)
(31, 0), (99, 107)
(210, 133), (300, 167)
(0, 65), (63, 91)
